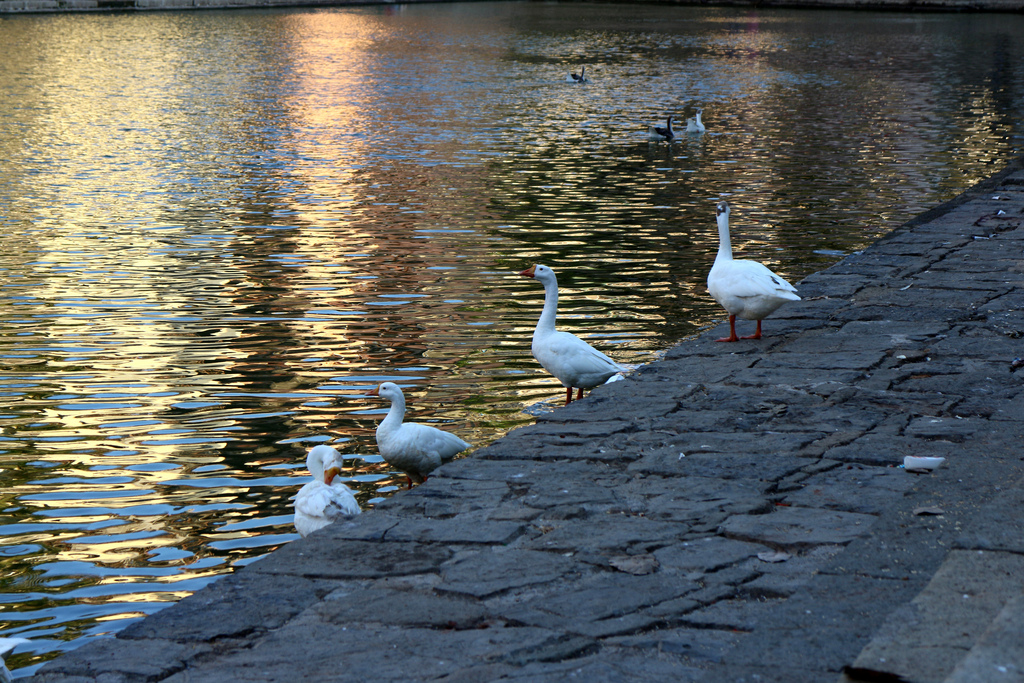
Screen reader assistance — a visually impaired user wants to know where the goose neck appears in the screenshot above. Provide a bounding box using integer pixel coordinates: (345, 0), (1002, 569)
(381, 394), (406, 430)
(716, 214), (733, 261)
(307, 454), (324, 482)
(536, 277), (559, 334)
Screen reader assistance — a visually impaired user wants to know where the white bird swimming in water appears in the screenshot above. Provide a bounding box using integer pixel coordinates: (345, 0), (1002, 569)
(293, 445), (360, 537)
(648, 115), (675, 141)
(707, 201), (800, 342)
(519, 264), (626, 405)
(0, 637), (30, 683)
(685, 108), (705, 133)
(567, 65), (587, 83)
(366, 382), (471, 487)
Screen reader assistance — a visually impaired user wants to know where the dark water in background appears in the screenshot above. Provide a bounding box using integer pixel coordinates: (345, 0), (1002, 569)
(0, 1), (1021, 673)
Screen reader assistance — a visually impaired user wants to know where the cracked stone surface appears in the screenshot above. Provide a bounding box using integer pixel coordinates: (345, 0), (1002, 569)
(35, 162), (1024, 681)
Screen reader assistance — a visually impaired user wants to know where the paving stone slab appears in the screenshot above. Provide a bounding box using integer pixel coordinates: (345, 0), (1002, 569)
(631, 447), (813, 481)
(719, 506), (876, 549)
(34, 637), (211, 681)
(382, 514), (526, 544)
(946, 595), (1024, 683)
(314, 586), (490, 628)
(116, 571), (329, 642)
(513, 571), (701, 624)
(738, 544), (845, 598)
(248, 538), (453, 579)
(846, 550), (1024, 682)
(715, 572), (925, 674)
(653, 536), (770, 573)
(781, 464), (915, 515)
(522, 513), (686, 553)
(608, 627), (743, 664)
(954, 482), (1024, 554)
(438, 548), (578, 598)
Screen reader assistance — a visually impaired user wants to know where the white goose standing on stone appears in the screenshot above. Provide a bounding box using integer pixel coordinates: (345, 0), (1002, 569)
(293, 445), (360, 537)
(707, 201), (800, 342)
(366, 382), (471, 487)
(520, 264), (625, 405)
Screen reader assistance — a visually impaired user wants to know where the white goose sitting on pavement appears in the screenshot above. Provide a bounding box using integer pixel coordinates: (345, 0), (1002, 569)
(707, 201), (800, 342)
(366, 382), (471, 487)
(293, 445), (360, 537)
(519, 264), (625, 405)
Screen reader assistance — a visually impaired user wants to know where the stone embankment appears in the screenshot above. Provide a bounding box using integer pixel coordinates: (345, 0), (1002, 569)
(1, 0), (1023, 14)
(36, 158), (1024, 682)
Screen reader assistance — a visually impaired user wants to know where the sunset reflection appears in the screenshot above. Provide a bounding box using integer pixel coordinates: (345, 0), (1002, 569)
(0, 2), (1021, 676)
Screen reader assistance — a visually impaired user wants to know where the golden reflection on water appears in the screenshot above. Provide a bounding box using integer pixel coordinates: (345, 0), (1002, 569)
(0, 2), (1022, 675)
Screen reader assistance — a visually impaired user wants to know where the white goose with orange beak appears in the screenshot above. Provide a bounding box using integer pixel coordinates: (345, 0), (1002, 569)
(366, 382), (471, 487)
(707, 201), (800, 342)
(519, 264), (625, 405)
(293, 445), (360, 537)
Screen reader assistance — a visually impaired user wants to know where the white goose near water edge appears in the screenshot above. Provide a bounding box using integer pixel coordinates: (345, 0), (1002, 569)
(707, 201), (800, 342)
(367, 382), (471, 487)
(520, 264), (625, 405)
(293, 445), (360, 537)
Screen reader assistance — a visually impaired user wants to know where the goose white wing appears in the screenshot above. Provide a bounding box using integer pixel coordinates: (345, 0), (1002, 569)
(294, 480), (359, 537)
(712, 260), (799, 300)
(534, 330), (624, 387)
(396, 422), (471, 461)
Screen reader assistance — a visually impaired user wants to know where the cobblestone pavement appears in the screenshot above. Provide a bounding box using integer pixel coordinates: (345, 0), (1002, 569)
(36, 157), (1024, 682)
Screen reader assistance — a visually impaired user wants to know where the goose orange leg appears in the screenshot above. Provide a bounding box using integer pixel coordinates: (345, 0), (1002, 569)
(740, 320), (763, 340)
(565, 387), (573, 405)
(716, 315), (741, 343)
(576, 387), (584, 401)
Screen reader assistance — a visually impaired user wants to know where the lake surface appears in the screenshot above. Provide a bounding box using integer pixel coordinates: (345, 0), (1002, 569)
(0, 1), (1022, 674)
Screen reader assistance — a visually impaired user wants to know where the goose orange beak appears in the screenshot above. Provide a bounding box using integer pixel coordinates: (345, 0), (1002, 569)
(323, 466), (342, 485)
(365, 386), (380, 397)
(519, 265), (536, 278)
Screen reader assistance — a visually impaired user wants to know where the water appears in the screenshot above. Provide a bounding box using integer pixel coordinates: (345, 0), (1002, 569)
(0, 2), (1022, 674)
